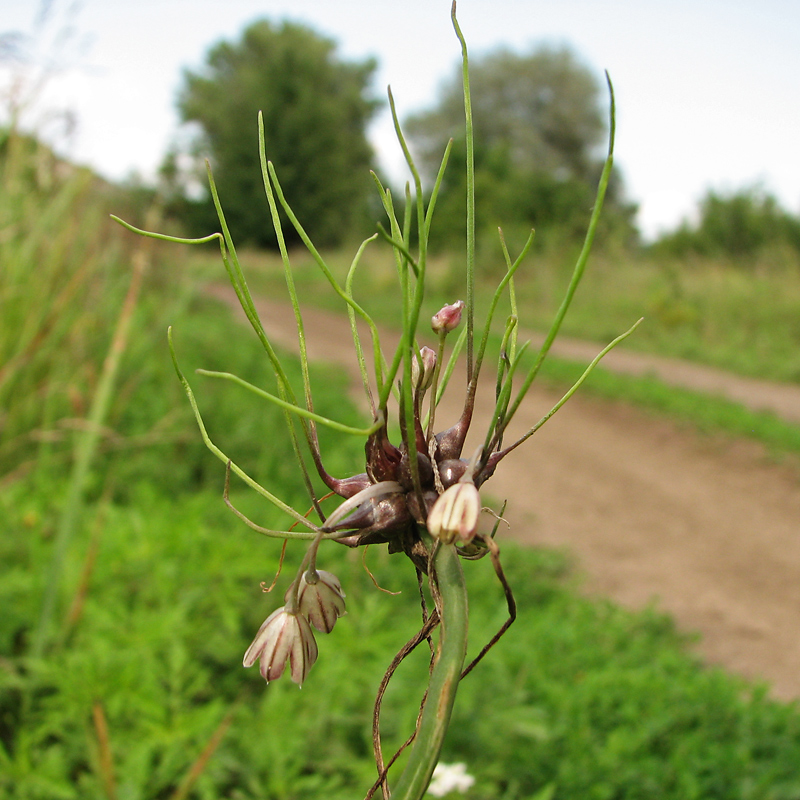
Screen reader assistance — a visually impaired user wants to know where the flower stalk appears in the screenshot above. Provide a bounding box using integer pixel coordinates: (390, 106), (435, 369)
(389, 541), (468, 800)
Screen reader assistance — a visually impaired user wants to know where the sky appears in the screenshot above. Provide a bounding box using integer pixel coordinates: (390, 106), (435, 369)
(2, 0), (799, 239)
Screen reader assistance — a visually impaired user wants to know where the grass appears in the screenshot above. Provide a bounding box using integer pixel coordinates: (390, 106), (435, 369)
(5, 456), (800, 799)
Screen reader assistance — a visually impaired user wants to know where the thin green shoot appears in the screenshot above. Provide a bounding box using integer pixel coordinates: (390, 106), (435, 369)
(434, 324), (468, 408)
(495, 318), (643, 459)
(497, 228), (520, 363)
(169, 328), (325, 538)
(345, 234), (383, 415)
(266, 161), (387, 400)
(483, 340), (531, 453)
(196, 369), (382, 437)
(471, 229), (535, 387)
(451, 1), (476, 383)
(423, 138), (454, 239)
(500, 73), (617, 435)
(495, 314), (519, 401)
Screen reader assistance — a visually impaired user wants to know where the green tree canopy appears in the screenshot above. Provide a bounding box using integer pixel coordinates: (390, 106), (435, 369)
(405, 45), (637, 251)
(174, 19), (380, 247)
(652, 187), (800, 264)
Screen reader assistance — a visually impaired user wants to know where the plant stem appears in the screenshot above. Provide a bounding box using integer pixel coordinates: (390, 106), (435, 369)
(390, 541), (468, 800)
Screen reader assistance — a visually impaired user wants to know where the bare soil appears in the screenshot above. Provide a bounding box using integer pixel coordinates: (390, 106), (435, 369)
(208, 285), (800, 701)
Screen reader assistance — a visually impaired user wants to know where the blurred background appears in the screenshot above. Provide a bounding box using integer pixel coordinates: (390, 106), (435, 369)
(2, 1), (800, 797)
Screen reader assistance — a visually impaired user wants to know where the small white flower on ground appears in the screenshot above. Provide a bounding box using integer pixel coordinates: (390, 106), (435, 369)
(427, 762), (476, 797)
(243, 606), (318, 685)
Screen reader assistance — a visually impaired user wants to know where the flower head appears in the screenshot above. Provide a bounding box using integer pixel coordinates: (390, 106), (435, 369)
(431, 300), (465, 334)
(426, 481), (481, 545)
(243, 606), (318, 685)
(291, 568), (346, 633)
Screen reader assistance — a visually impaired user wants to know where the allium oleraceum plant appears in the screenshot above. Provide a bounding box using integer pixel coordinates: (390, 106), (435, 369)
(114, 4), (639, 798)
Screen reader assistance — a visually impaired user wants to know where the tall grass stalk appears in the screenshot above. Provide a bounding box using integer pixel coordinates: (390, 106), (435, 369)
(32, 212), (155, 657)
(0, 133), (129, 483)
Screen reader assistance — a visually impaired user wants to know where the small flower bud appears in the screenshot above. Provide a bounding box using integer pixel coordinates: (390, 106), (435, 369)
(411, 346), (437, 392)
(243, 606), (318, 685)
(291, 569), (346, 633)
(431, 300), (465, 334)
(426, 481), (480, 545)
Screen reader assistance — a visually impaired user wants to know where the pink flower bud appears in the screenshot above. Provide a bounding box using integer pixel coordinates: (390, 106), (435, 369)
(243, 607), (318, 685)
(431, 300), (465, 334)
(291, 569), (346, 633)
(426, 481), (481, 545)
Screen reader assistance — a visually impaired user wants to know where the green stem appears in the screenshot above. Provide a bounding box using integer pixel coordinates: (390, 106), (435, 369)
(390, 541), (468, 800)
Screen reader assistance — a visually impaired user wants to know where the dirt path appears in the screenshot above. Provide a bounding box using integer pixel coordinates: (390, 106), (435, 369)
(208, 285), (800, 701)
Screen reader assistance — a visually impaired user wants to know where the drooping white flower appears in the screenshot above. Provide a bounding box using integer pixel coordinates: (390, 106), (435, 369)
(243, 606), (318, 685)
(291, 569), (346, 633)
(412, 346), (438, 392)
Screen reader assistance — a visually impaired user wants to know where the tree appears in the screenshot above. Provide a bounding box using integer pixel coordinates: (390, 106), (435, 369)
(651, 186), (800, 268)
(652, 186), (800, 264)
(173, 20), (380, 247)
(405, 45), (636, 250)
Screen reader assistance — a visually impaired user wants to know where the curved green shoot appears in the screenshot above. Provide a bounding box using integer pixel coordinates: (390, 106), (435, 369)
(471, 229), (534, 387)
(345, 235), (385, 414)
(500, 73), (617, 433)
(265, 161), (387, 400)
(195, 369), (383, 437)
(483, 340), (530, 452)
(451, 1), (476, 383)
(494, 317), (643, 459)
(169, 328), (322, 537)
